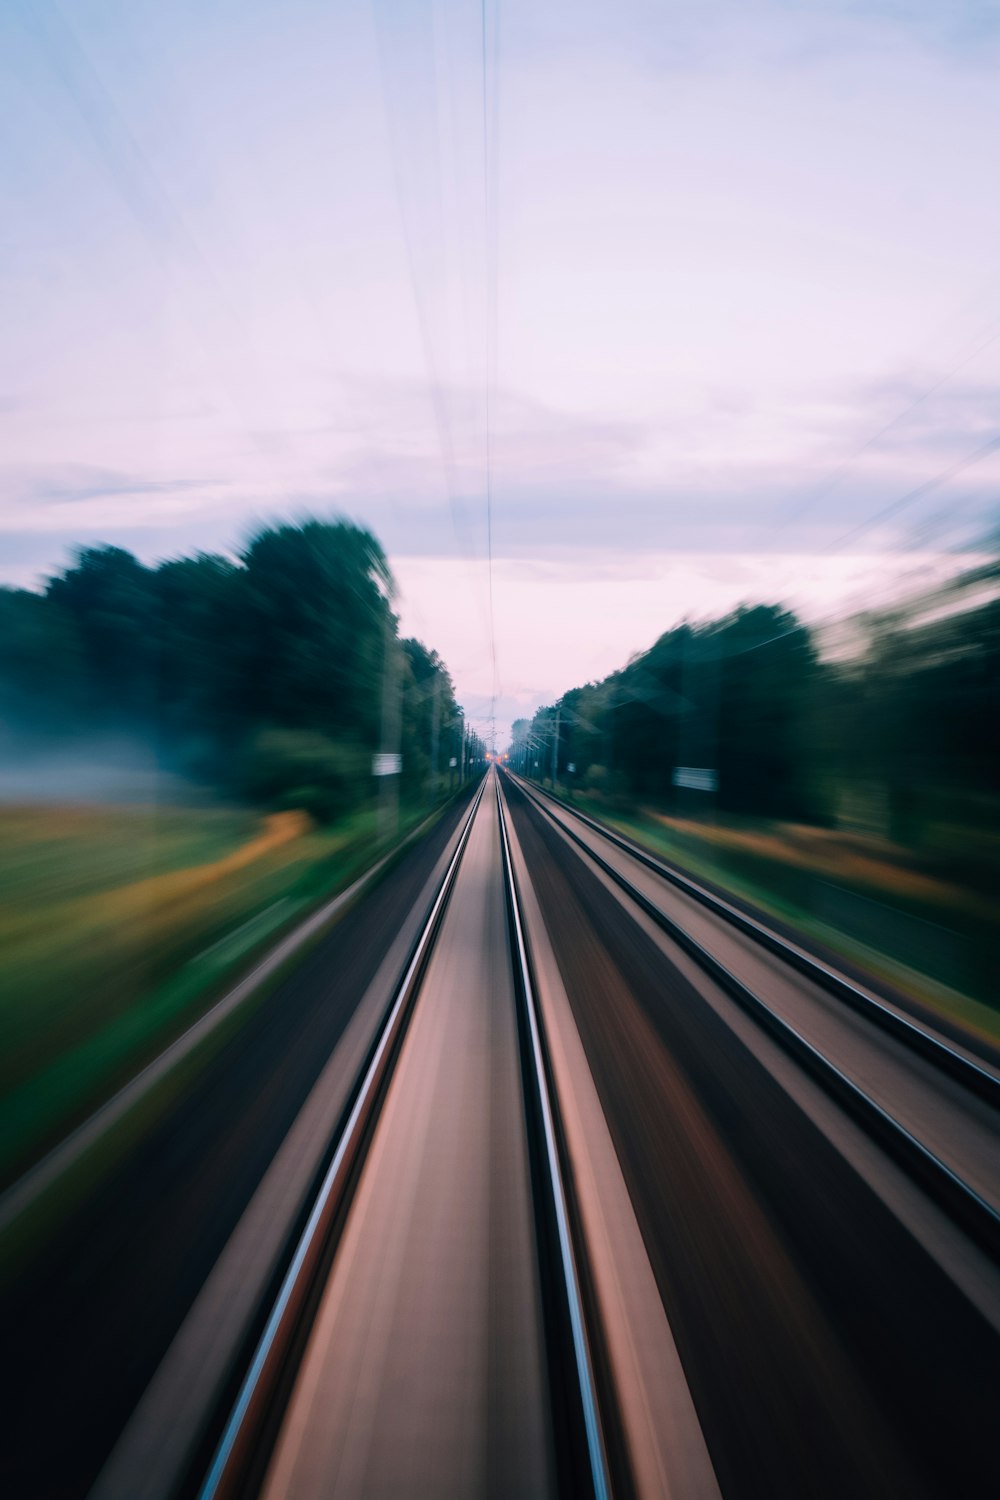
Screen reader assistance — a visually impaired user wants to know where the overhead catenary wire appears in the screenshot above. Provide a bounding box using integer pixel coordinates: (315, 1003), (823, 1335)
(766, 307), (1000, 541)
(371, 0), (503, 752)
(827, 430), (1000, 552)
(370, 0), (495, 662)
(719, 432), (1000, 663)
(481, 0), (500, 752)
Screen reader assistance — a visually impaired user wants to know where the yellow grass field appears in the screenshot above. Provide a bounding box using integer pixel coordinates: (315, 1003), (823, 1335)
(0, 799), (386, 1186)
(566, 791), (1000, 1050)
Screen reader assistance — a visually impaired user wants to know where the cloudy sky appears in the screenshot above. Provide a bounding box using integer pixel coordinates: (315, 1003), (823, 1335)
(2, 0), (999, 738)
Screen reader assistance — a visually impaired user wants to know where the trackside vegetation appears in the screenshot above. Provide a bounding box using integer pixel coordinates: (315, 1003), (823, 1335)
(513, 566), (1000, 1031)
(0, 518), (479, 816)
(0, 518), (483, 1188)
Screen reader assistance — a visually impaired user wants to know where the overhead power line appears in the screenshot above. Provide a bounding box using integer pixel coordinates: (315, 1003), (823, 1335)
(371, 0), (495, 664)
(829, 430), (1000, 552)
(480, 0), (500, 750)
(770, 311), (1000, 539)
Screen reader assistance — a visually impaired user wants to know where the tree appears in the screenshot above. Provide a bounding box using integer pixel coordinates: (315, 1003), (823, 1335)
(237, 520), (393, 743)
(46, 546), (156, 727)
(524, 604), (825, 820)
(0, 516), (468, 820)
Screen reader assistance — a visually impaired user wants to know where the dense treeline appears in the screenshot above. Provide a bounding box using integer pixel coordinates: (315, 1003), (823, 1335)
(513, 567), (1000, 854)
(0, 519), (479, 819)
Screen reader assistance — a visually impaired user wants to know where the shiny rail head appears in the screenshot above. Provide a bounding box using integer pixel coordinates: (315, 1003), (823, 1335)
(512, 772), (1000, 1109)
(495, 777), (613, 1500)
(196, 778), (488, 1500)
(509, 773), (1000, 1266)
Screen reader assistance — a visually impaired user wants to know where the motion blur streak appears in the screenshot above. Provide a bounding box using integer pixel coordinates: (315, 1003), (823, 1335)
(0, 790), (481, 1498)
(3, 4), (1000, 1498)
(259, 784), (553, 1499)
(502, 772), (1000, 1498)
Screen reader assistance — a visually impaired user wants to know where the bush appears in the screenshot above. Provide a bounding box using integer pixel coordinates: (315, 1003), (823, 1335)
(583, 764), (611, 795)
(238, 730), (368, 822)
(582, 764), (628, 801)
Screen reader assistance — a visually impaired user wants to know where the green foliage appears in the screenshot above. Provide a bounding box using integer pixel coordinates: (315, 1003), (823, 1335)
(516, 570), (1000, 856)
(44, 546), (160, 726)
(0, 517), (468, 814)
(238, 729), (369, 823)
(398, 638), (466, 794)
(582, 764), (618, 797)
(830, 578), (1000, 852)
(0, 797), (423, 1187)
(518, 604), (823, 820)
(235, 521), (392, 740)
(0, 587), (87, 734)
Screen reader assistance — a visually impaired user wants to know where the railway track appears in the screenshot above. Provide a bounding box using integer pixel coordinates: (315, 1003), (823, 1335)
(502, 770), (1000, 1499)
(508, 771), (1000, 1261)
(188, 770), (617, 1500)
(510, 775), (1000, 1101)
(11, 767), (997, 1498)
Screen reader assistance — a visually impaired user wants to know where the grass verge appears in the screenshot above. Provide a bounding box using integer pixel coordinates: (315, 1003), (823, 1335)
(0, 795), (446, 1191)
(544, 782), (1000, 1051)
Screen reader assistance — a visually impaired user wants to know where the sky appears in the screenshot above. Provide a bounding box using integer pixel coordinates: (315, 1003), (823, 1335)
(2, 0), (1000, 741)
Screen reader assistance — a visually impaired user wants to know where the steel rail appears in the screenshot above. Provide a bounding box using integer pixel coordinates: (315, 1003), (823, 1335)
(508, 774), (1000, 1266)
(512, 775), (1000, 1109)
(195, 773), (489, 1500)
(495, 776), (613, 1500)
(0, 798), (468, 1236)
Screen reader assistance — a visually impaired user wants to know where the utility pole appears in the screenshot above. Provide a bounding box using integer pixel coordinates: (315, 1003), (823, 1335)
(606, 681), (616, 782)
(551, 704), (560, 787)
(429, 672), (440, 800)
(377, 612), (401, 846)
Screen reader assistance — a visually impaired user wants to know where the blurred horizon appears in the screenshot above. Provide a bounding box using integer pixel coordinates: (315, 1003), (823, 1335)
(3, 0), (1000, 737)
(3, 13), (1000, 1497)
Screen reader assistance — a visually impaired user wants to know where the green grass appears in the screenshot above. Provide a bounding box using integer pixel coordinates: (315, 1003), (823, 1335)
(553, 784), (1000, 1050)
(0, 796), (437, 1189)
